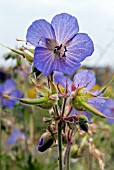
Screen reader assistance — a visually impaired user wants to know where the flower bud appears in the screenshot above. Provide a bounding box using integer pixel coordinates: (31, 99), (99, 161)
(71, 88), (94, 111)
(0, 43), (24, 56)
(3, 81), (58, 109)
(0, 43), (34, 63)
(78, 114), (89, 132)
(38, 132), (54, 152)
(71, 88), (107, 118)
(23, 51), (34, 63)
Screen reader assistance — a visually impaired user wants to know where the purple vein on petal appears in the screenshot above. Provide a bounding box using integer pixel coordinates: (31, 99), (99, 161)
(51, 13), (79, 45)
(26, 20), (56, 47)
(34, 47), (55, 75)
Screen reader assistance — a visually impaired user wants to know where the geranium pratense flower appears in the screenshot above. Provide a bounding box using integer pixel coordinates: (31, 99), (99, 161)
(7, 129), (25, 145)
(26, 13), (94, 75)
(54, 70), (106, 119)
(0, 79), (22, 108)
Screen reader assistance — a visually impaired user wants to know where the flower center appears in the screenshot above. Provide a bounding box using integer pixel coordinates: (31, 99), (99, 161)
(54, 44), (67, 59)
(45, 39), (67, 59)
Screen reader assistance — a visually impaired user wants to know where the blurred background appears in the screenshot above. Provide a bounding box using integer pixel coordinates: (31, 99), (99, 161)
(0, 0), (114, 170)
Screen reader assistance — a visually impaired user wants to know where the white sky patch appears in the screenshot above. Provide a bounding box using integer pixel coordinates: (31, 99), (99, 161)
(0, 0), (114, 67)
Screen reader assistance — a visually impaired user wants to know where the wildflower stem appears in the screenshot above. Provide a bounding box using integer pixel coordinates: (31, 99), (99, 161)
(66, 145), (70, 170)
(62, 98), (67, 117)
(58, 121), (63, 170)
(63, 144), (71, 170)
(55, 104), (59, 117)
(64, 129), (73, 170)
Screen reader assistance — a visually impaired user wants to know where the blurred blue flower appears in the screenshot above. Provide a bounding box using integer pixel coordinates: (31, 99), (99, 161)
(54, 70), (106, 119)
(54, 71), (72, 92)
(7, 129), (25, 145)
(26, 13), (94, 75)
(0, 79), (22, 108)
(104, 99), (114, 124)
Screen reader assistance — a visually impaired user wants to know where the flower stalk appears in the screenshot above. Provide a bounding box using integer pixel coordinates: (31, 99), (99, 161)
(64, 129), (73, 170)
(58, 121), (63, 170)
(66, 145), (71, 170)
(62, 98), (67, 117)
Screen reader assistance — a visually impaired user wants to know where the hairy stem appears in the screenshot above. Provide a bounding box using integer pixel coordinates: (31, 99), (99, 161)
(62, 98), (67, 117)
(66, 145), (71, 170)
(58, 121), (63, 170)
(64, 130), (73, 170)
(64, 144), (71, 170)
(54, 104), (59, 117)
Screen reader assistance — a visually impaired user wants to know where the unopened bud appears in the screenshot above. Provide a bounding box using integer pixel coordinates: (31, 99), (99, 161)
(38, 132), (54, 152)
(71, 88), (107, 118)
(23, 51), (34, 63)
(78, 114), (89, 132)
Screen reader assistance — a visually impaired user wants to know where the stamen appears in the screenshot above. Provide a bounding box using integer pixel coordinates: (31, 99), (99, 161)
(64, 46), (67, 52)
(54, 44), (67, 58)
(54, 49), (56, 54)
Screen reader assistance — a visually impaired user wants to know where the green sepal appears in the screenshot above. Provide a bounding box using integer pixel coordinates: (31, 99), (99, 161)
(0, 43), (33, 63)
(0, 43), (24, 56)
(35, 85), (51, 97)
(23, 51), (34, 63)
(27, 48), (34, 54)
(78, 88), (95, 100)
(3, 92), (58, 109)
(19, 97), (48, 105)
(50, 81), (58, 94)
(72, 95), (86, 111)
(3, 94), (47, 105)
(71, 87), (107, 118)
(77, 97), (106, 118)
(37, 96), (58, 109)
(72, 88), (95, 111)
(19, 97), (57, 109)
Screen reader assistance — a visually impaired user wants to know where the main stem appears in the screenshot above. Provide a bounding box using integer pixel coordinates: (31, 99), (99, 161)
(62, 98), (67, 117)
(64, 143), (71, 170)
(58, 94), (67, 169)
(66, 145), (71, 170)
(64, 129), (73, 170)
(58, 121), (63, 170)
